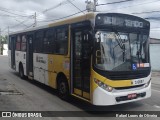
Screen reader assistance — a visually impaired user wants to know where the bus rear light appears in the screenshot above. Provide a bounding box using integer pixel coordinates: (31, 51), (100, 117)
(94, 78), (113, 92)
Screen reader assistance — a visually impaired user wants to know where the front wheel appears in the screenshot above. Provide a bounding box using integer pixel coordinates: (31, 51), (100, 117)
(57, 77), (69, 100)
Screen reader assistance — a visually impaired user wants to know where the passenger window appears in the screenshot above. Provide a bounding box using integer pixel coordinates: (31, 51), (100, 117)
(55, 28), (68, 54)
(16, 35), (21, 51)
(21, 35), (27, 51)
(44, 29), (54, 53)
(34, 31), (44, 53)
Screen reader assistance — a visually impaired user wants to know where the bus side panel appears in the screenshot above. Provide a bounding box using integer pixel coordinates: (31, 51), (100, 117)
(33, 53), (70, 88)
(48, 55), (70, 89)
(33, 53), (48, 85)
(48, 54), (56, 88)
(15, 51), (27, 76)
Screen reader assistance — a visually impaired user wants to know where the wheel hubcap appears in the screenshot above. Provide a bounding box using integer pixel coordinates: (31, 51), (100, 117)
(60, 82), (66, 94)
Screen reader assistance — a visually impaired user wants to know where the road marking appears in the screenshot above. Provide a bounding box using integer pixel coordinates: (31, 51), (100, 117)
(0, 91), (23, 95)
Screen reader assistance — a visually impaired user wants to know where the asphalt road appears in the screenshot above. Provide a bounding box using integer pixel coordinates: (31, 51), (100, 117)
(0, 55), (160, 120)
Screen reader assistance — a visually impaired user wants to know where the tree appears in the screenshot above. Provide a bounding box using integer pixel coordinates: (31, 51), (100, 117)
(0, 35), (7, 54)
(0, 35), (7, 44)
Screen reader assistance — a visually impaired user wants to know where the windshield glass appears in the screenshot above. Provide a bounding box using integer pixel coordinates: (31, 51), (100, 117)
(94, 31), (150, 71)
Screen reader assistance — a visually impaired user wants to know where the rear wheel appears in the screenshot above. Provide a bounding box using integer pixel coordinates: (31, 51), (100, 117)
(57, 77), (69, 100)
(19, 64), (25, 79)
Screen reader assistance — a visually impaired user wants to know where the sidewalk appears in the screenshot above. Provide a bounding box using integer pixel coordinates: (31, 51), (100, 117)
(151, 71), (160, 85)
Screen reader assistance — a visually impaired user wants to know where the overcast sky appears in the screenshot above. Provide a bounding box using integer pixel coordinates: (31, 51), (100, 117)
(0, 0), (160, 38)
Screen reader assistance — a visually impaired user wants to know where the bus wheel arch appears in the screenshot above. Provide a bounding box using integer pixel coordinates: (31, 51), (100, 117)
(56, 73), (69, 100)
(19, 62), (25, 79)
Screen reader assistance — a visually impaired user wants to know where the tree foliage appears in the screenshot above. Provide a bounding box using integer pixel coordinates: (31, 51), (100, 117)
(0, 35), (7, 44)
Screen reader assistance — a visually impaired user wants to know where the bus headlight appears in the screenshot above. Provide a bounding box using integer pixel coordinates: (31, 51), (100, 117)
(94, 78), (113, 92)
(144, 79), (151, 88)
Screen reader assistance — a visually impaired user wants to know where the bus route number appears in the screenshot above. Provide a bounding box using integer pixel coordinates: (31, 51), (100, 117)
(132, 79), (144, 85)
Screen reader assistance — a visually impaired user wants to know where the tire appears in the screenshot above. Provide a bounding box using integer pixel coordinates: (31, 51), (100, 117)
(57, 77), (69, 100)
(19, 64), (25, 79)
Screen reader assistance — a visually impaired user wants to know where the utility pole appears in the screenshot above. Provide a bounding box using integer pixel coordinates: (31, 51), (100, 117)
(86, 0), (98, 12)
(7, 26), (10, 49)
(33, 12), (37, 27)
(93, 0), (98, 12)
(8, 26), (9, 35)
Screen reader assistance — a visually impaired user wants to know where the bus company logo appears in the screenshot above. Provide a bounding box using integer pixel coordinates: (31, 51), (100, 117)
(2, 112), (11, 117)
(36, 56), (46, 64)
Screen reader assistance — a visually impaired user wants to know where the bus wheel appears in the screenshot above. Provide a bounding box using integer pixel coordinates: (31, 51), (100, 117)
(19, 65), (24, 79)
(57, 77), (69, 100)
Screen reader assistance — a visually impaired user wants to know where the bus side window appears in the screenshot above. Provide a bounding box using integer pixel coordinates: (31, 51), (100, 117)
(34, 31), (44, 53)
(16, 35), (21, 51)
(55, 27), (68, 55)
(44, 29), (55, 54)
(21, 35), (27, 52)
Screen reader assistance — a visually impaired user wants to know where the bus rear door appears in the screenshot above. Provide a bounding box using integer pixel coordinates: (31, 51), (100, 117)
(11, 36), (16, 69)
(26, 34), (34, 79)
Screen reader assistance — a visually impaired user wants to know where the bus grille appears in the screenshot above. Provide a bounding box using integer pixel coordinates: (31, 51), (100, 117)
(107, 70), (150, 80)
(114, 84), (144, 90)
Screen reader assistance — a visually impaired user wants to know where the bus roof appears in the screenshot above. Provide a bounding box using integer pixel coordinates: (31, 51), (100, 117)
(9, 12), (96, 35)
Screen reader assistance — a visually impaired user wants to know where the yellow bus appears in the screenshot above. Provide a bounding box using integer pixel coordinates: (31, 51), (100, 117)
(8, 12), (151, 105)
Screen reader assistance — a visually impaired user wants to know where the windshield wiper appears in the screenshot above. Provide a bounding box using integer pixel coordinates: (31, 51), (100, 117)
(115, 32), (126, 61)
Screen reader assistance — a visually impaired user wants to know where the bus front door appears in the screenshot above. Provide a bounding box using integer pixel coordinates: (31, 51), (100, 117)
(72, 29), (91, 100)
(26, 34), (33, 78)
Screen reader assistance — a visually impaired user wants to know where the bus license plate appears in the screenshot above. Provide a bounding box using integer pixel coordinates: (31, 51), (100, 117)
(132, 79), (144, 85)
(128, 93), (137, 99)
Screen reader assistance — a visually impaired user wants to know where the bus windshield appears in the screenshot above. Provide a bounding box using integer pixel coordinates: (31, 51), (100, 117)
(94, 31), (150, 71)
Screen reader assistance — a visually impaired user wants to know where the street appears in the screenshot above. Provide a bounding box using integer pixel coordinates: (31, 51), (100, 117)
(0, 55), (160, 120)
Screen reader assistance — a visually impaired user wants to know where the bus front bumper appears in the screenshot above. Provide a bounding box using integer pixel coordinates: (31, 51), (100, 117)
(92, 82), (151, 106)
